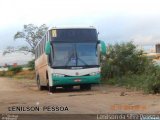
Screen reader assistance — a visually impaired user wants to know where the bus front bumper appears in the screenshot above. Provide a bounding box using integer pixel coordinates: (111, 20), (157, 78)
(52, 74), (100, 86)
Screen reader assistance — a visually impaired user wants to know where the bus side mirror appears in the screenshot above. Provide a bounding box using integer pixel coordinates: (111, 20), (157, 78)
(45, 41), (51, 55)
(99, 40), (106, 55)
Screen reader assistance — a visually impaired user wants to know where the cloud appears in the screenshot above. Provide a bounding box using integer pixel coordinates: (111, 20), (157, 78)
(131, 35), (160, 46)
(0, 52), (33, 66)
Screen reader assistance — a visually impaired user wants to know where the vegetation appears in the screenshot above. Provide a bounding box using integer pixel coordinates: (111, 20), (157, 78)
(27, 59), (35, 70)
(0, 70), (35, 79)
(8, 66), (23, 74)
(102, 42), (160, 94)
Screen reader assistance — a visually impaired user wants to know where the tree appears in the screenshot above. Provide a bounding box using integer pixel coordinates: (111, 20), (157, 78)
(3, 24), (48, 55)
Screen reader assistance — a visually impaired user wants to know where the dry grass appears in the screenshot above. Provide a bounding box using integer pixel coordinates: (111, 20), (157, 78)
(0, 70), (35, 80)
(14, 70), (35, 79)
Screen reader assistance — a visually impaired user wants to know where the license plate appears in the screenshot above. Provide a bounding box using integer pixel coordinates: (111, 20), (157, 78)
(74, 79), (81, 82)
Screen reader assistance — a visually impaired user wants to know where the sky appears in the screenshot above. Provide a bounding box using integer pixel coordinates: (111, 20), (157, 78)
(0, 0), (160, 65)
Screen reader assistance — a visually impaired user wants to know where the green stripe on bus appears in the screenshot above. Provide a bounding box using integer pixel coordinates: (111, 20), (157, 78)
(52, 74), (100, 86)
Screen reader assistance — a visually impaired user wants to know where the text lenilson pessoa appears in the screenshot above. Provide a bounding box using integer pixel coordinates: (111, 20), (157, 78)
(8, 106), (69, 112)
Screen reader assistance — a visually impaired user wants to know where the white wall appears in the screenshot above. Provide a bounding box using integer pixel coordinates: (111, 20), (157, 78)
(0, 67), (8, 71)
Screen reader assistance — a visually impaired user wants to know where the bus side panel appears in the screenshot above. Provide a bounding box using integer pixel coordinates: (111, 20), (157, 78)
(35, 53), (48, 86)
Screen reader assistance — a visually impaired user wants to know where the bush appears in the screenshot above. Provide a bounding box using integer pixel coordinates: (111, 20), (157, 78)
(102, 42), (151, 78)
(106, 67), (160, 94)
(27, 59), (35, 70)
(102, 42), (160, 94)
(8, 66), (23, 74)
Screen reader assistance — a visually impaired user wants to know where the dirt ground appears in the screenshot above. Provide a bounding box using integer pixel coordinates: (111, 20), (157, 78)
(0, 77), (160, 114)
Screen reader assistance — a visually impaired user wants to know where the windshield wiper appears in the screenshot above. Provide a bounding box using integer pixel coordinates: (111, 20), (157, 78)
(77, 57), (89, 67)
(64, 51), (75, 67)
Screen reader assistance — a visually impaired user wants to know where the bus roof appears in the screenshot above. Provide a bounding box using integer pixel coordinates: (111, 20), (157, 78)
(48, 26), (96, 30)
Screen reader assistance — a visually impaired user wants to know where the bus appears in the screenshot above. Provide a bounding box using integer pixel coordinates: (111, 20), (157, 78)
(35, 27), (106, 92)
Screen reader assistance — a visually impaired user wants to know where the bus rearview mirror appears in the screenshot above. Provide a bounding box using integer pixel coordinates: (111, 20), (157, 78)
(100, 40), (106, 55)
(45, 41), (51, 55)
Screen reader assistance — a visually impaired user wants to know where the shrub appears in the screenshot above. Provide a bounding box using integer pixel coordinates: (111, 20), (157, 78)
(27, 59), (35, 70)
(102, 42), (160, 94)
(8, 66), (23, 74)
(106, 69), (160, 94)
(102, 42), (151, 78)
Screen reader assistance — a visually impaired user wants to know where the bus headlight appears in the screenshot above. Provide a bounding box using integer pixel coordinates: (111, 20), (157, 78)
(53, 73), (65, 77)
(89, 72), (99, 76)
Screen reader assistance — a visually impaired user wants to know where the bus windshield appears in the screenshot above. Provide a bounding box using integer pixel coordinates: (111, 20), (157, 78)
(51, 43), (99, 68)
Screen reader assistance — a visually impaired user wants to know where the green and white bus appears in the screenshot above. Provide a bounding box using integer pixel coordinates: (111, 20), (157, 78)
(35, 27), (106, 92)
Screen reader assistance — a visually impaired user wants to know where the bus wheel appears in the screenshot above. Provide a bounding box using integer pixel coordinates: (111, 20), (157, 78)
(80, 84), (91, 90)
(49, 86), (56, 93)
(37, 77), (43, 90)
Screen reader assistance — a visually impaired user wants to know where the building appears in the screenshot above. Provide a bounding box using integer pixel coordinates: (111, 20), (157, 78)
(156, 44), (160, 53)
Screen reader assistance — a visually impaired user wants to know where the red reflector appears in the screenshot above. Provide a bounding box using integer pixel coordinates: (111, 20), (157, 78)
(74, 79), (81, 82)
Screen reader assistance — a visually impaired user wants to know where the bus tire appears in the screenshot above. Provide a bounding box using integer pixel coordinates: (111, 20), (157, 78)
(37, 76), (43, 91)
(49, 86), (56, 93)
(80, 84), (91, 90)
(86, 84), (91, 90)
